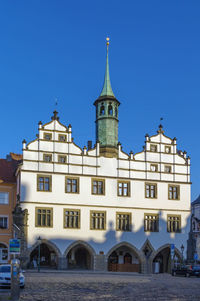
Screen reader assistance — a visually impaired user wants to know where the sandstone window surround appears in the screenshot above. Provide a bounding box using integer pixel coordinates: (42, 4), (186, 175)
(91, 178), (105, 195)
(43, 154), (52, 162)
(35, 207), (53, 227)
(0, 192), (9, 204)
(167, 215), (181, 233)
(117, 181), (130, 197)
(43, 132), (52, 141)
(90, 211), (106, 230)
(58, 134), (67, 142)
(165, 165), (172, 173)
(63, 209), (80, 229)
(37, 175), (52, 192)
(144, 214), (159, 232)
(165, 146), (171, 154)
(116, 212), (131, 231)
(145, 183), (157, 199)
(150, 164), (158, 172)
(168, 185), (180, 200)
(65, 177), (79, 193)
(58, 155), (67, 163)
(150, 144), (158, 152)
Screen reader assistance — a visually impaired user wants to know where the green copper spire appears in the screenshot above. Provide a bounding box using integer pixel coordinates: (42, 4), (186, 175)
(100, 37), (115, 97)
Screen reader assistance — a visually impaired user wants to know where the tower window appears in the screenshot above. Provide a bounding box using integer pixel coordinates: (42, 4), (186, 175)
(115, 107), (118, 117)
(100, 105), (105, 115)
(108, 104), (113, 115)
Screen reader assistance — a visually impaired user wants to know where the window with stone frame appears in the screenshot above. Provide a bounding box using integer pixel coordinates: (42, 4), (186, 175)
(92, 179), (105, 195)
(165, 165), (172, 173)
(150, 144), (157, 152)
(168, 185), (179, 200)
(43, 154), (52, 162)
(65, 177), (79, 193)
(150, 164), (158, 172)
(167, 215), (181, 233)
(118, 181), (130, 197)
(144, 214), (159, 232)
(165, 146), (171, 154)
(90, 211), (106, 230)
(44, 133), (52, 141)
(0, 216), (8, 229)
(35, 208), (53, 227)
(64, 209), (80, 229)
(145, 183), (157, 198)
(116, 213), (131, 231)
(0, 192), (9, 204)
(37, 175), (52, 192)
(58, 155), (67, 163)
(58, 134), (67, 142)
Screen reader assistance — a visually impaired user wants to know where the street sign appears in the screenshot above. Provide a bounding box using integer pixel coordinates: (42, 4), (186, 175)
(194, 253), (198, 261)
(9, 239), (20, 254)
(170, 244), (175, 258)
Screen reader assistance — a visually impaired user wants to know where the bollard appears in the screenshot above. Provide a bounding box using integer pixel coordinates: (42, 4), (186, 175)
(11, 258), (20, 301)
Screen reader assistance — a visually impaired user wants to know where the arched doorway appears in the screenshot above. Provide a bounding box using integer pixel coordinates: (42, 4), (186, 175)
(107, 244), (141, 272)
(152, 246), (181, 273)
(30, 243), (58, 269)
(67, 244), (92, 270)
(0, 243), (8, 263)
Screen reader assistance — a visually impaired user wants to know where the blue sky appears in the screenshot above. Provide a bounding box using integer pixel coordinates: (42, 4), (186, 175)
(0, 1), (199, 200)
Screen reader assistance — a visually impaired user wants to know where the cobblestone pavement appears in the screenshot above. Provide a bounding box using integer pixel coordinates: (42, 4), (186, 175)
(16, 271), (200, 301)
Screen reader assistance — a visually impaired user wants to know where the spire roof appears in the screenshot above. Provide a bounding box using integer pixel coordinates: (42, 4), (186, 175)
(100, 38), (115, 97)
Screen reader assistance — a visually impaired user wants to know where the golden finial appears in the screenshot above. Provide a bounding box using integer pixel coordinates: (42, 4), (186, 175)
(106, 37), (110, 46)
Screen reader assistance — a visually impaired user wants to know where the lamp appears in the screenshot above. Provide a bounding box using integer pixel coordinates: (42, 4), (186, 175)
(181, 244), (184, 263)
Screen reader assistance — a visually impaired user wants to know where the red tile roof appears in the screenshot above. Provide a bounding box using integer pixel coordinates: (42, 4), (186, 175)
(0, 153), (22, 184)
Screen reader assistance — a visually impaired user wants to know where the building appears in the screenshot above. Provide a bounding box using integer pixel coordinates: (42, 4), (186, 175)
(15, 40), (191, 273)
(0, 153), (22, 263)
(187, 195), (200, 262)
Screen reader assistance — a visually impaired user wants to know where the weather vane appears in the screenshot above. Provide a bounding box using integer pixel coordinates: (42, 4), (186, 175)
(55, 98), (58, 109)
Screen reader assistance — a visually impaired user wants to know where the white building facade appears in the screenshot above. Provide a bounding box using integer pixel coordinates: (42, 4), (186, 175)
(16, 41), (191, 273)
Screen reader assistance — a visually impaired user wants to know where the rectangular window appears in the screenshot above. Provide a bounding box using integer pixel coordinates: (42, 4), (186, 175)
(150, 144), (157, 152)
(144, 214), (159, 232)
(165, 166), (172, 173)
(150, 164), (158, 172)
(44, 133), (52, 141)
(92, 179), (105, 195)
(118, 181), (130, 197)
(145, 183), (157, 198)
(165, 146), (171, 153)
(0, 217), (8, 229)
(116, 213), (131, 231)
(43, 154), (52, 162)
(37, 175), (52, 192)
(58, 155), (67, 163)
(35, 208), (53, 227)
(65, 177), (79, 193)
(0, 192), (9, 204)
(168, 185), (179, 200)
(58, 134), (67, 142)
(167, 215), (181, 233)
(64, 209), (80, 229)
(90, 211), (106, 230)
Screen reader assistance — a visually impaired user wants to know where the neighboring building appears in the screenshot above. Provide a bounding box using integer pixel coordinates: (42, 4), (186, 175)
(187, 195), (200, 262)
(15, 40), (191, 273)
(0, 153), (22, 263)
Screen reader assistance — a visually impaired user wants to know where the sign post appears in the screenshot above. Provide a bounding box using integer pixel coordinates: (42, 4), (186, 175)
(194, 252), (198, 265)
(9, 239), (21, 301)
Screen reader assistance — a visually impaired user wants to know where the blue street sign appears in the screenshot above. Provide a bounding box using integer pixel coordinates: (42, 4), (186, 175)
(194, 253), (198, 260)
(9, 239), (20, 254)
(171, 244), (175, 258)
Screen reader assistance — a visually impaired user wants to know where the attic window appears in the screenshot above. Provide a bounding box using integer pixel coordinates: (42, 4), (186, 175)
(165, 146), (171, 154)
(100, 105), (105, 115)
(108, 104), (113, 115)
(150, 144), (157, 152)
(58, 135), (67, 142)
(44, 133), (52, 141)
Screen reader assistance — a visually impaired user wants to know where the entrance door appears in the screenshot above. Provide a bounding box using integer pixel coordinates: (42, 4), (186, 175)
(0, 243), (8, 263)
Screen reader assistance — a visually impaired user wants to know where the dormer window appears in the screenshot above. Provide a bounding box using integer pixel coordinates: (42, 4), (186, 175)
(150, 144), (157, 152)
(100, 105), (105, 115)
(108, 104), (113, 115)
(58, 134), (67, 142)
(43, 154), (52, 162)
(44, 133), (52, 141)
(165, 146), (171, 153)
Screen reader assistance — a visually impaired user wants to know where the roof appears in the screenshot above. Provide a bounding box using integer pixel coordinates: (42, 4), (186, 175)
(192, 195), (200, 206)
(0, 153), (22, 184)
